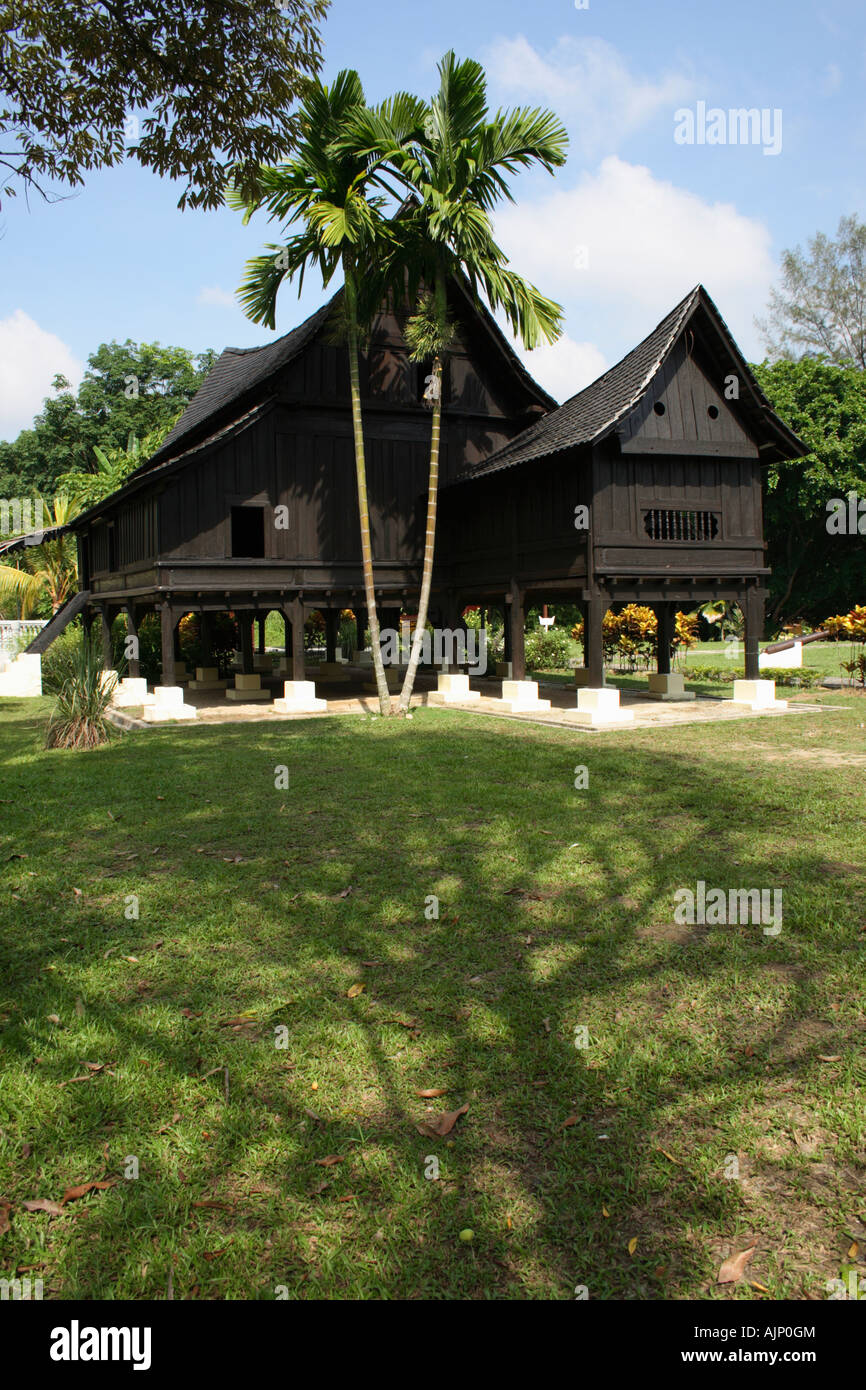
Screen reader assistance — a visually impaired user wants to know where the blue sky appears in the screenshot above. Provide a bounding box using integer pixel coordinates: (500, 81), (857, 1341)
(1, 0), (864, 440)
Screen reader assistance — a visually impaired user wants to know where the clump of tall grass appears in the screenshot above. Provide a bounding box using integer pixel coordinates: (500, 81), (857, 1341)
(45, 630), (115, 749)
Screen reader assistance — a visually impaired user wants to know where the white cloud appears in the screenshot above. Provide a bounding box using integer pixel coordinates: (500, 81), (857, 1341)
(494, 156), (775, 360)
(515, 333), (608, 405)
(486, 34), (696, 157)
(0, 311), (83, 442)
(197, 286), (237, 309)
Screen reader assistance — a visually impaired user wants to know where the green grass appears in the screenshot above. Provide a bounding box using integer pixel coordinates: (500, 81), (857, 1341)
(1, 694), (864, 1301)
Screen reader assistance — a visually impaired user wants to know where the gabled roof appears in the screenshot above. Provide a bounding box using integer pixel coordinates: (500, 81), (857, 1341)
(143, 296), (337, 471)
(139, 274), (556, 479)
(450, 284), (807, 482)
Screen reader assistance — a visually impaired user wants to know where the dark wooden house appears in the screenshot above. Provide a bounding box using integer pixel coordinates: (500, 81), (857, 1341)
(30, 281), (806, 688)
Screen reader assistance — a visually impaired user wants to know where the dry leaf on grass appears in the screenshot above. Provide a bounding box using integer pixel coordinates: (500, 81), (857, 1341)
(22, 1198), (65, 1216)
(718, 1245), (756, 1285)
(314, 1156), (344, 1167)
(848, 1241), (860, 1259)
(558, 1116), (578, 1132)
(61, 1181), (116, 1204)
(346, 983), (365, 999)
(415, 1103), (469, 1138)
(818, 1054), (842, 1063)
(415, 1088), (447, 1098)
(0, 1201), (11, 1234)
(628, 1237), (638, 1255)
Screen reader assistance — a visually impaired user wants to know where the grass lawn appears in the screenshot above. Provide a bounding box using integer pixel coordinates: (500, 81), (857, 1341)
(0, 693), (864, 1301)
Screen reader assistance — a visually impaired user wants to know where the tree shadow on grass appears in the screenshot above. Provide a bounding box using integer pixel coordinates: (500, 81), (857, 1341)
(0, 706), (862, 1298)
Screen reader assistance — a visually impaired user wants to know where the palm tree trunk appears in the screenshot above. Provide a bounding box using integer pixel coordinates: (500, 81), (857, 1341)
(344, 265), (392, 715)
(398, 361), (441, 713)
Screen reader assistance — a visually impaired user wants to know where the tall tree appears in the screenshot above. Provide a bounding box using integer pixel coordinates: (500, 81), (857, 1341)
(759, 214), (866, 369)
(348, 52), (568, 712)
(229, 71), (424, 715)
(0, 341), (216, 495)
(754, 356), (866, 623)
(0, 0), (328, 210)
(56, 425), (173, 509)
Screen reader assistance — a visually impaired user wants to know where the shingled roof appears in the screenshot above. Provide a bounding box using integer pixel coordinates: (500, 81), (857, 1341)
(142, 296), (338, 472)
(450, 284), (806, 482)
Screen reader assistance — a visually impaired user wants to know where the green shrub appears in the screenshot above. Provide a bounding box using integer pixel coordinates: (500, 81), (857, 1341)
(524, 628), (573, 670)
(684, 664), (822, 688)
(45, 631), (114, 750)
(41, 622), (86, 693)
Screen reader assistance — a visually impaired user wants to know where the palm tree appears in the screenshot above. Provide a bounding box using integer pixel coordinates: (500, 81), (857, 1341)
(0, 494), (82, 616)
(228, 71), (424, 716)
(348, 53), (568, 712)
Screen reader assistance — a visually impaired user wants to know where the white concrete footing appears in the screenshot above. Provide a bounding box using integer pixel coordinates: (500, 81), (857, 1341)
(0, 653), (42, 697)
(363, 667), (403, 693)
(226, 672), (270, 701)
(315, 661), (351, 682)
(760, 642), (802, 669)
(141, 685), (197, 721)
(647, 672), (695, 702)
(188, 666), (228, 691)
(571, 687), (634, 726)
(730, 679), (788, 711)
(496, 679), (551, 714)
(273, 680), (327, 713)
(428, 672), (480, 706)
(111, 677), (154, 708)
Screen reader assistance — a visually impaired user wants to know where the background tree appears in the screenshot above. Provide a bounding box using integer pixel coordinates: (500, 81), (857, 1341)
(0, 0), (329, 210)
(758, 214), (866, 368)
(754, 356), (866, 624)
(0, 341), (216, 495)
(56, 425), (172, 509)
(0, 494), (82, 616)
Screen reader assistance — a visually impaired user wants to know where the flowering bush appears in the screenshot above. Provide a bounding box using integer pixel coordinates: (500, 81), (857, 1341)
(824, 605), (866, 642)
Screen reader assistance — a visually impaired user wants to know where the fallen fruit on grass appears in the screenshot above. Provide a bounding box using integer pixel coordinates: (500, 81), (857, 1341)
(459, 1229), (474, 1243)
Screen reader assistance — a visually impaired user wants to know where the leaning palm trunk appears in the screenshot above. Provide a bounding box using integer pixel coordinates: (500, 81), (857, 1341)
(345, 268), (392, 715)
(399, 356), (441, 712)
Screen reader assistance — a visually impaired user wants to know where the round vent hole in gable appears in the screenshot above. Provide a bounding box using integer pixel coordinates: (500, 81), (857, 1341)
(653, 401), (666, 416)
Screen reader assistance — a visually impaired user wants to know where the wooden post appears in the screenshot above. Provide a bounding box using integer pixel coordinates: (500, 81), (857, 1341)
(239, 614), (254, 674)
(656, 603), (674, 675)
(585, 595), (605, 686)
(199, 611), (213, 667)
(290, 598), (305, 682)
(160, 602), (176, 687)
(124, 603), (140, 678)
(99, 607), (113, 669)
(282, 610), (291, 659)
(257, 614), (266, 655)
(509, 580), (526, 681)
(744, 590), (763, 681)
(325, 608), (338, 663)
(503, 598), (512, 664)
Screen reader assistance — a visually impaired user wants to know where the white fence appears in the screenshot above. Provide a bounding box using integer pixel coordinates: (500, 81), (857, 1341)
(0, 620), (47, 657)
